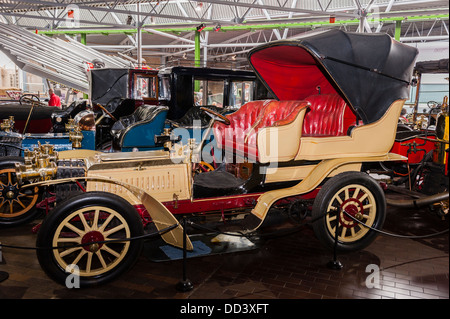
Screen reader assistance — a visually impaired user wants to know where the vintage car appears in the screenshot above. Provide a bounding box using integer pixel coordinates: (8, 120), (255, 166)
(378, 59), (448, 215)
(13, 30), (419, 287)
(0, 94), (63, 134)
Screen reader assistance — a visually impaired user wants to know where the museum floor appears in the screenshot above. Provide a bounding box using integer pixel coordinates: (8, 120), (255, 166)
(0, 193), (448, 300)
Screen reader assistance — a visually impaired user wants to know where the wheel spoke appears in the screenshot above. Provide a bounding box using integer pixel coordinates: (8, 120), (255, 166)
(92, 208), (100, 230)
(340, 227), (347, 238)
(56, 237), (81, 244)
(359, 193), (368, 202)
(96, 250), (108, 269)
(78, 211), (91, 232)
(98, 213), (115, 232)
(86, 252), (93, 273)
(103, 224), (126, 237)
(328, 215), (337, 222)
(72, 249), (88, 267)
(102, 245), (121, 258)
(15, 199), (26, 209)
(59, 246), (82, 258)
(65, 222), (85, 237)
(0, 199), (6, 210)
(352, 187), (361, 199)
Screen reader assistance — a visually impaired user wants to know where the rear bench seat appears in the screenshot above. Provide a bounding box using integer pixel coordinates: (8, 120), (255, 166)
(302, 94), (356, 137)
(213, 94), (354, 153)
(214, 92), (402, 163)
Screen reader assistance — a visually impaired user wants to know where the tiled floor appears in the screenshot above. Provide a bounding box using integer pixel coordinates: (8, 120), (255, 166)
(0, 192), (448, 300)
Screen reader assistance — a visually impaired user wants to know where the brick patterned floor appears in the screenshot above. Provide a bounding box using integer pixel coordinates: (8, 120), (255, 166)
(0, 201), (448, 301)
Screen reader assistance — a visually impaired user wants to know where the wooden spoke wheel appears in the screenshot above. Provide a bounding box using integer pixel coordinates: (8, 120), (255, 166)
(0, 160), (40, 226)
(312, 172), (386, 252)
(36, 192), (144, 287)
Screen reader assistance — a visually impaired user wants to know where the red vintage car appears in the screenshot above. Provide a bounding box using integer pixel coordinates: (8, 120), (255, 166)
(383, 59), (448, 214)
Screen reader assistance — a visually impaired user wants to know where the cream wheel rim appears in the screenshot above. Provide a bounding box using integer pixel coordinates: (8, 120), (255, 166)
(52, 206), (131, 277)
(325, 184), (377, 243)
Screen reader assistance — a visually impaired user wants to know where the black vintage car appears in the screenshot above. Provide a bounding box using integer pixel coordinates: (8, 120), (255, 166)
(158, 66), (272, 120)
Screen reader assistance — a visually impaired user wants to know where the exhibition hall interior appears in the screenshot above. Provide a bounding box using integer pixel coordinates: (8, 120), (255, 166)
(0, 0), (448, 302)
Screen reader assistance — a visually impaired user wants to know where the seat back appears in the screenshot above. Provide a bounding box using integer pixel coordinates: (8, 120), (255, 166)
(213, 100), (274, 149)
(302, 94), (355, 137)
(214, 99), (309, 162)
(246, 100), (310, 145)
(111, 104), (169, 150)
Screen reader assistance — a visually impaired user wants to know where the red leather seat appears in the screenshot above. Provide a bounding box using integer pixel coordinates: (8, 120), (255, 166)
(213, 99), (309, 160)
(302, 94), (355, 137)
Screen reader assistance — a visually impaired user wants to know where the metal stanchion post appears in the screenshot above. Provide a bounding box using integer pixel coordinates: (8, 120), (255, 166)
(176, 217), (194, 292)
(0, 242), (9, 283)
(327, 212), (343, 270)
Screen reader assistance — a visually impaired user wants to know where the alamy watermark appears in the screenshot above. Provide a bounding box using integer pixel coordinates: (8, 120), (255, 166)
(365, 264), (381, 289)
(65, 264), (80, 288)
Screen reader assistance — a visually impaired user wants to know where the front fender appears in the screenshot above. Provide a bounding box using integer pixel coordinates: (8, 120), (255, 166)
(22, 176), (193, 251)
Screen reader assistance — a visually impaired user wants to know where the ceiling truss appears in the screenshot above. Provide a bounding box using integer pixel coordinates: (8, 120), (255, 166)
(0, 0), (448, 68)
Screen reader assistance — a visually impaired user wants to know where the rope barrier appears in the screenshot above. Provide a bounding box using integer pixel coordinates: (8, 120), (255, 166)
(0, 223), (179, 251)
(341, 210), (449, 239)
(1, 207), (446, 252)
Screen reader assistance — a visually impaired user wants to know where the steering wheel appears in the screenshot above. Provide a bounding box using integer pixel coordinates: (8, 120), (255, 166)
(200, 107), (230, 125)
(427, 101), (439, 108)
(19, 94), (45, 106)
(95, 103), (118, 122)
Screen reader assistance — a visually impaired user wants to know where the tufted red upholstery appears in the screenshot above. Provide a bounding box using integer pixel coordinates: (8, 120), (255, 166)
(213, 95), (355, 161)
(213, 99), (309, 160)
(213, 100), (272, 153)
(302, 94), (355, 137)
(245, 100), (310, 146)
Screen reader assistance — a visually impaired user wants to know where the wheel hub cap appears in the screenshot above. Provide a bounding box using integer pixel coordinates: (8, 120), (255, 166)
(340, 198), (363, 228)
(81, 231), (104, 253)
(6, 190), (15, 199)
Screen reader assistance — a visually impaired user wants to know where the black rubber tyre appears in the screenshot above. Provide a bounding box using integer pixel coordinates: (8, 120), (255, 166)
(0, 157), (41, 226)
(36, 191), (144, 287)
(311, 171), (386, 252)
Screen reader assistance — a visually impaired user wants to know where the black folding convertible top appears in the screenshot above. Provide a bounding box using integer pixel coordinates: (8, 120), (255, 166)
(248, 29), (419, 124)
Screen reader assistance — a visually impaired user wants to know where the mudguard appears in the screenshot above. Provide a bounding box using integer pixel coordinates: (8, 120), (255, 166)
(22, 176), (193, 251)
